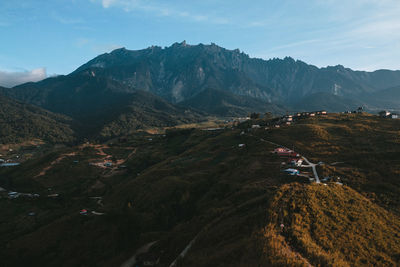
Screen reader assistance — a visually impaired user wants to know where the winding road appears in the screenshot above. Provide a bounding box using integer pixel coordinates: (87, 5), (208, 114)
(254, 135), (321, 183)
(120, 241), (158, 267)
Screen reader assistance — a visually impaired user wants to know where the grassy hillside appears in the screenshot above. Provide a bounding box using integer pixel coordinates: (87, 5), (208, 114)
(254, 113), (400, 212)
(0, 113), (399, 266)
(261, 183), (400, 266)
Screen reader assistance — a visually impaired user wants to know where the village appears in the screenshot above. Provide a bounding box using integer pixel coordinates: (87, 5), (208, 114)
(2, 108), (393, 204)
(0, 109), (398, 267)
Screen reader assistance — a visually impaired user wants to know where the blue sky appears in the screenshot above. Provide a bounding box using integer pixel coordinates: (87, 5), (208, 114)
(1, 0), (400, 87)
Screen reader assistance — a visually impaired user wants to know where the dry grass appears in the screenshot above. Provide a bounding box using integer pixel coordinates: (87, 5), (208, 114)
(264, 183), (400, 266)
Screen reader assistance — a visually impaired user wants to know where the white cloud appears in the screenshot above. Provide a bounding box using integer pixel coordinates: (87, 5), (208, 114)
(102, 0), (119, 8)
(91, 0), (230, 25)
(0, 68), (47, 88)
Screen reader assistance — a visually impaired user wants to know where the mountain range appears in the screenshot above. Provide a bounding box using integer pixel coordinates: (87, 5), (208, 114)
(71, 41), (400, 110)
(1, 41), (400, 142)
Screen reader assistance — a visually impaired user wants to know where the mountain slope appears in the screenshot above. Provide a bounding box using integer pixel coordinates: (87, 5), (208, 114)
(290, 92), (365, 112)
(363, 85), (400, 111)
(0, 89), (75, 144)
(1, 74), (205, 138)
(180, 88), (286, 116)
(98, 90), (206, 138)
(1, 114), (400, 266)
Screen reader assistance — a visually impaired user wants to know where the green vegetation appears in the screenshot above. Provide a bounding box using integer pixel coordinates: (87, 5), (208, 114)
(0, 93), (75, 144)
(255, 113), (400, 212)
(0, 113), (399, 266)
(180, 88), (285, 117)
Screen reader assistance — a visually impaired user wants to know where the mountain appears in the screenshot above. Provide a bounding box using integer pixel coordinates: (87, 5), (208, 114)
(0, 89), (75, 144)
(3, 42), (400, 119)
(363, 85), (400, 111)
(72, 42), (400, 107)
(180, 88), (286, 117)
(290, 92), (365, 112)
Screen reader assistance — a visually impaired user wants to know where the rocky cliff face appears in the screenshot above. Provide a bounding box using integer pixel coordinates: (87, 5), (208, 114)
(73, 42), (400, 105)
(3, 42), (400, 114)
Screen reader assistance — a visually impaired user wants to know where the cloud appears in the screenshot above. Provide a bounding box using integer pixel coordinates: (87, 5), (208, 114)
(91, 0), (230, 25)
(0, 68), (47, 87)
(101, 0), (119, 8)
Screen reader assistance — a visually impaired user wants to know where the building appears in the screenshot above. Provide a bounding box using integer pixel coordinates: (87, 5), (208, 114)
(8, 192), (19, 199)
(273, 148), (300, 157)
(379, 110), (391, 117)
(274, 147), (289, 154)
(282, 115), (293, 122)
(283, 168), (300, 176)
(288, 158), (303, 167)
(0, 162), (20, 167)
(80, 209), (88, 215)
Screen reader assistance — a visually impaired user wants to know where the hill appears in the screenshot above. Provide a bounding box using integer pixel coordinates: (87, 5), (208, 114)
(180, 88), (286, 117)
(261, 183), (400, 266)
(1, 75), (206, 139)
(0, 89), (75, 144)
(97, 90), (207, 138)
(1, 113), (400, 266)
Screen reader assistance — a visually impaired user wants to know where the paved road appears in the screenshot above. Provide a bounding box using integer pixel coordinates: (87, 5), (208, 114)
(301, 156), (320, 183)
(252, 134), (321, 183)
(169, 235), (198, 267)
(120, 241), (158, 267)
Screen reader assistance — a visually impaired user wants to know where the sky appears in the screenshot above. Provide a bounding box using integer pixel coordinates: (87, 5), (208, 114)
(1, 0), (400, 87)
